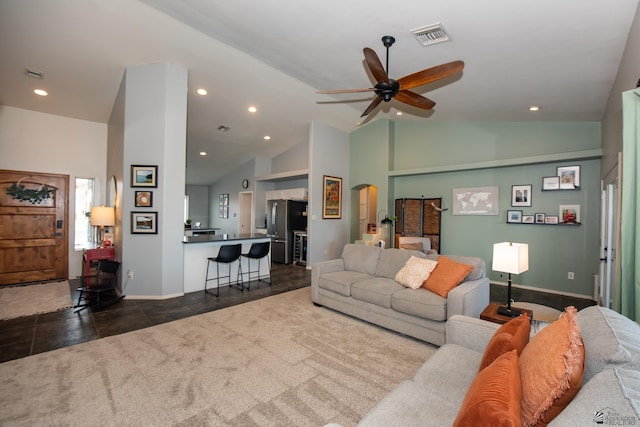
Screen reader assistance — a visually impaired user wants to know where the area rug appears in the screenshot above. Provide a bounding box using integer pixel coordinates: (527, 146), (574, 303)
(0, 287), (435, 426)
(0, 280), (72, 320)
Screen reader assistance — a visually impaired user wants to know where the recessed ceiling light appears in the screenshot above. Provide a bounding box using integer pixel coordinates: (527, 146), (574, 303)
(248, 106), (257, 113)
(396, 111), (403, 116)
(34, 89), (48, 96)
(529, 106), (540, 111)
(263, 135), (271, 140)
(196, 88), (207, 95)
(199, 151), (207, 156)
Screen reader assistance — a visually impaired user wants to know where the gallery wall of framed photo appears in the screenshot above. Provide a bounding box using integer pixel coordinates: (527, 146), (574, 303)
(130, 164), (158, 234)
(506, 165), (581, 226)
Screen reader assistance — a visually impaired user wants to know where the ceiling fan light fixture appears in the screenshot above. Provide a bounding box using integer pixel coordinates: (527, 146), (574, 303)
(411, 23), (450, 46)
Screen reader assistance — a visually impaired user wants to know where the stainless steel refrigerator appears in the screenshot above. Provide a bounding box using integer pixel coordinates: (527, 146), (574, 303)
(266, 199), (307, 264)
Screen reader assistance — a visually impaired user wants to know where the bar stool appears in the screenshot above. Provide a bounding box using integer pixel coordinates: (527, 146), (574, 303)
(241, 241), (271, 290)
(205, 244), (243, 296)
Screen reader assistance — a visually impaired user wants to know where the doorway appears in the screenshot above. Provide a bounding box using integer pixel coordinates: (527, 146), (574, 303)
(598, 160), (621, 308)
(238, 191), (254, 235)
(0, 169), (69, 285)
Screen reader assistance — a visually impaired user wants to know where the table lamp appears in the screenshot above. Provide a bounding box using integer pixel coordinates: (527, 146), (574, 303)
(90, 206), (115, 247)
(492, 242), (529, 317)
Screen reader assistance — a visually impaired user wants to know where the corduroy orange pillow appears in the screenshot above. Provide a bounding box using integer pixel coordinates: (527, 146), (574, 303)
(479, 314), (530, 372)
(422, 255), (473, 297)
(519, 306), (585, 427)
(453, 349), (522, 427)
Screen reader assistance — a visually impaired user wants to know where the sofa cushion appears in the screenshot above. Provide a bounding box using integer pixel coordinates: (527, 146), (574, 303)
(427, 254), (485, 281)
(317, 270), (372, 297)
(520, 306), (585, 427)
(395, 256), (438, 289)
(342, 244), (381, 276)
(398, 242), (423, 251)
(423, 256), (474, 298)
(358, 344), (481, 427)
(351, 278), (404, 308)
(479, 314), (530, 371)
(375, 248), (425, 279)
(453, 349), (522, 427)
(391, 287), (447, 321)
(577, 305), (640, 382)
(548, 368), (640, 426)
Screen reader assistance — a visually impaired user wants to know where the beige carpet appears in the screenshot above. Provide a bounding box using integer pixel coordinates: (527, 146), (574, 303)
(0, 287), (435, 426)
(0, 280), (72, 320)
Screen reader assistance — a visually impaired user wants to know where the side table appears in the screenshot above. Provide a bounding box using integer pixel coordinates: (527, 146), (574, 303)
(480, 302), (533, 325)
(82, 247), (116, 276)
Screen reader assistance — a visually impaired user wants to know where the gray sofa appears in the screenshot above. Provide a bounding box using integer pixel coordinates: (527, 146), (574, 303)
(311, 244), (490, 346)
(331, 305), (640, 427)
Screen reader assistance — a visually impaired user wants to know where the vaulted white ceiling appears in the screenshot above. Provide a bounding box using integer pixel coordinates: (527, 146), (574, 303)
(1, 0), (638, 185)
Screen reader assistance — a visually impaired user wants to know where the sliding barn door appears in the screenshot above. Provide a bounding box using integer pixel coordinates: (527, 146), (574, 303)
(0, 170), (69, 285)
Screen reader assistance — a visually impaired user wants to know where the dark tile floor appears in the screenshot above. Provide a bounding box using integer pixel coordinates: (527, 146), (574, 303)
(0, 263), (311, 364)
(490, 283), (596, 311)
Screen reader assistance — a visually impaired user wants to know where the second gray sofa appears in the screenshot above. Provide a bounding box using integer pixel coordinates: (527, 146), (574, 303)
(311, 244), (490, 346)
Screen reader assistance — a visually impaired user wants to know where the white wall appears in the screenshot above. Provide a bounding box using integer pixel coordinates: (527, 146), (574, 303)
(121, 63), (187, 298)
(186, 185), (210, 227)
(308, 121), (350, 264)
(0, 105), (108, 277)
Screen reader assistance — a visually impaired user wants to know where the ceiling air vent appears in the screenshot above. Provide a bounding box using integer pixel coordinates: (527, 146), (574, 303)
(411, 23), (450, 46)
(25, 67), (44, 79)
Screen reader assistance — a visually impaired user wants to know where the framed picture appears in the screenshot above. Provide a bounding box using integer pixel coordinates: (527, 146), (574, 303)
(560, 204), (580, 224)
(322, 175), (342, 219)
(452, 186), (499, 215)
(545, 215), (559, 224)
(131, 211), (158, 234)
(535, 213), (546, 224)
(511, 184), (532, 207)
(557, 165), (580, 189)
(131, 165), (158, 188)
(542, 176), (560, 191)
(134, 191), (153, 207)
(522, 214), (535, 224)
(507, 210), (522, 223)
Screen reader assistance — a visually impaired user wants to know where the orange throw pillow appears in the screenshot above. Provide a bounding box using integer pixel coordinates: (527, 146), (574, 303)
(479, 314), (530, 371)
(422, 255), (473, 297)
(454, 349), (522, 427)
(519, 306), (585, 427)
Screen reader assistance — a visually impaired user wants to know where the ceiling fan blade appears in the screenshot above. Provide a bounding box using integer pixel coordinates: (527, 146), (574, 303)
(395, 90), (436, 110)
(361, 96), (383, 117)
(316, 88), (376, 94)
(363, 47), (389, 84)
(397, 60), (465, 91)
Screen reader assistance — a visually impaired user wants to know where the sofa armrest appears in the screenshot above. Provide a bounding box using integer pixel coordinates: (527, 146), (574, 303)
(446, 315), (500, 353)
(446, 277), (490, 319)
(311, 259), (345, 302)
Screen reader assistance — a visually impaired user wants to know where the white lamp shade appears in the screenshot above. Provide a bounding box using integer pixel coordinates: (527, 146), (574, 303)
(492, 242), (529, 274)
(90, 206), (115, 226)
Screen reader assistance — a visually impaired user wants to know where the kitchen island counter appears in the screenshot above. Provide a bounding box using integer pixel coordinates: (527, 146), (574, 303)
(183, 234), (271, 293)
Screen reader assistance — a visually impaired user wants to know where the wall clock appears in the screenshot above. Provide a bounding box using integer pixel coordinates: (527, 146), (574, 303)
(242, 179), (249, 189)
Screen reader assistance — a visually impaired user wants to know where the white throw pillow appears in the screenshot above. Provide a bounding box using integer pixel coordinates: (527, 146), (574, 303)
(394, 256), (439, 289)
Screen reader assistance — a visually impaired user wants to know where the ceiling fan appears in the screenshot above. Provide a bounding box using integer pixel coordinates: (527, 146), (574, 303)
(317, 36), (465, 117)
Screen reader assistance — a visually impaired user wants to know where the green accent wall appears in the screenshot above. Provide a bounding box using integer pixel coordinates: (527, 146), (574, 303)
(350, 120), (602, 298)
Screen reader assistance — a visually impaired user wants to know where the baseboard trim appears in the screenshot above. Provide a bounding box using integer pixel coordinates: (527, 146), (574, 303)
(125, 292), (185, 300)
(491, 281), (593, 301)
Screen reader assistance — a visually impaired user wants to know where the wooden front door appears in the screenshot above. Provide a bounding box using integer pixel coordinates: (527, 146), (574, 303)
(0, 169), (69, 285)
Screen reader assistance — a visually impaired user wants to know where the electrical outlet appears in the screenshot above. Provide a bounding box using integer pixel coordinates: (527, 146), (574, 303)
(127, 270), (134, 279)
(568, 272), (574, 280)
